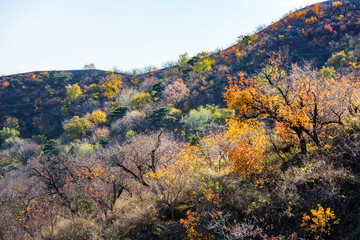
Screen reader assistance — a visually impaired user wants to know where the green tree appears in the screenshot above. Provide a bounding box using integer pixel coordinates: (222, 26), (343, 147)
(151, 80), (165, 97)
(178, 52), (189, 67)
(195, 59), (215, 73)
(206, 105), (235, 125)
(181, 106), (213, 130)
(43, 139), (62, 156)
(110, 106), (129, 121)
(318, 66), (337, 79)
(146, 107), (177, 129)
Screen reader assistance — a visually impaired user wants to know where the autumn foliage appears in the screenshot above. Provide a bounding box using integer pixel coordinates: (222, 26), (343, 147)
(225, 55), (360, 153)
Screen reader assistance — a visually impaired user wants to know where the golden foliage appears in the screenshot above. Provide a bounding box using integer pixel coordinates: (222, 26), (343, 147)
(147, 144), (205, 205)
(64, 83), (83, 106)
(288, 10), (307, 20)
(332, 1), (342, 7)
(64, 116), (92, 140)
(306, 17), (317, 24)
(226, 119), (269, 177)
(100, 74), (122, 99)
(86, 109), (107, 126)
(301, 204), (339, 239)
(224, 57), (360, 153)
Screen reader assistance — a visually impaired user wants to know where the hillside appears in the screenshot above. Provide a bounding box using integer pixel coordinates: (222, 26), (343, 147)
(1, 1), (360, 139)
(1, 1), (360, 239)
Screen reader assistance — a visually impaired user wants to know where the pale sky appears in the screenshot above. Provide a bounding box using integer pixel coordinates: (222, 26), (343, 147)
(0, 0), (325, 75)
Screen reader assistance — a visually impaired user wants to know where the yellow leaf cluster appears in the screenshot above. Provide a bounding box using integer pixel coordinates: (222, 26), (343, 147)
(332, 1), (342, 7)
(301, 204), (339, 239)
(86, 109), (107, 126)
(100, 74), (123, 99)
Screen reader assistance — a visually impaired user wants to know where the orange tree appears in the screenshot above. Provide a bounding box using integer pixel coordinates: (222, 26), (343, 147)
(224, 55), (360, 154)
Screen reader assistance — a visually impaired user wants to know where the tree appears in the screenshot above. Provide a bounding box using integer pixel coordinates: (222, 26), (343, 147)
(146, 107), (177, 129)
(109, 106), (129, 121)
(181, 106), (213, 130)
(63, 83), (83, 106)
(225, 55), (360, 153)
(225, 119), (268, 177)
(0, 127), (20, 146)
(195, 59), (215, 73)
(130, 92), (153, 110)
(100, 74), (123, 99)
(162, 79), (190, 105)
(147, 143), (205, 219)
(111, 111), (146, 137)
(83, 63), (96, 70)
(86, 109), (107, 126)
(178, 52), (189, 67)
(43, 139), (62, 156)
(64, 116), (92, 140)
(325, 51), (351, 69)
(151, 80), (165, 96)
(65, 163), (126, 222)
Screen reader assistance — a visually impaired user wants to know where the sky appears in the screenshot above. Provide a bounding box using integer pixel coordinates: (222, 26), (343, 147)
(0, 0), (325, 75)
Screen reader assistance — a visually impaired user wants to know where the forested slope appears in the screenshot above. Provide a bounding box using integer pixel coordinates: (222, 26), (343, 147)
(0, 1), (360, 239)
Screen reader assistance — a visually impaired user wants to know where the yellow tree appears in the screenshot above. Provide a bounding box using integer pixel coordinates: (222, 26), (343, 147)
(100, 73), (123, 99)
(147, 143), (205, 219)
(86, 109), (107, 126)
(63, 83), (83, 106)
(64, 116), (92, 140)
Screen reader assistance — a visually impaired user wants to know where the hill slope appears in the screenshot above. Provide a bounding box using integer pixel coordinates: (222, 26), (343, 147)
(0, 0), (359, 138)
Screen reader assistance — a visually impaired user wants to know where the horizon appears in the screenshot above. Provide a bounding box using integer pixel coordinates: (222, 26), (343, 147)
(0, 0), (325, 76)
